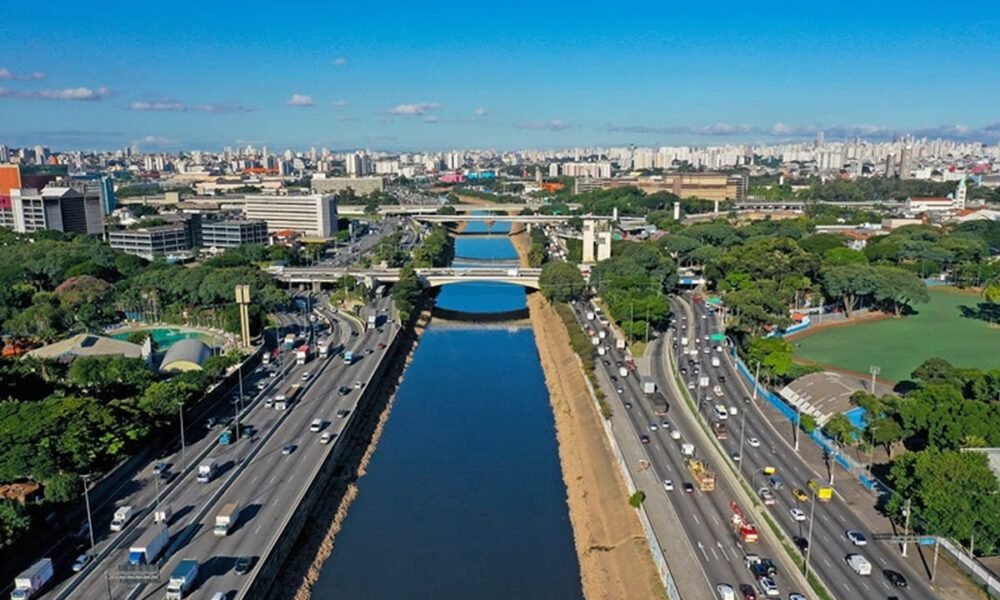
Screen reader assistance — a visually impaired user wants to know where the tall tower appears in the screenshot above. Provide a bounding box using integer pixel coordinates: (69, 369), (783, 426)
(956, 178), (967, 210)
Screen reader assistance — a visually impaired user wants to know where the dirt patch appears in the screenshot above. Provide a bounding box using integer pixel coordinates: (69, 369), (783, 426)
(512, 227), (664, 600)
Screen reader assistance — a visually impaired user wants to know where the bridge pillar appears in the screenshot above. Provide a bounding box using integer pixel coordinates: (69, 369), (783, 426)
(526, 222), (534, 233)
(582, 219), (597, 264)
(312, 281), (322, 293)
(597, 231), (612, 261)
(713, 200), (720, 214)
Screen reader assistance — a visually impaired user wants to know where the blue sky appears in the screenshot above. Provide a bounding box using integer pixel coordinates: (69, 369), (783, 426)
(1, 1), (998, 152)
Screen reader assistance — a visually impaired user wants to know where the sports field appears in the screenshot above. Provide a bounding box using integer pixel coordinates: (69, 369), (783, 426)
(793, 288), (1000, 382)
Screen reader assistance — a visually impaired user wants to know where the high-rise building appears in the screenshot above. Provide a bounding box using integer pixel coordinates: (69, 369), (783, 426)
(10, 185), (105, 236)
(243, 194), (338, 237)
(815, 130), (825, 148)
(0, 145), (9, 163)
(899, 145), (913, 180)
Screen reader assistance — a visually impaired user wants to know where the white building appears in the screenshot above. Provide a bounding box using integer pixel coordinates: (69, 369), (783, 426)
(243, 194), (338, 237)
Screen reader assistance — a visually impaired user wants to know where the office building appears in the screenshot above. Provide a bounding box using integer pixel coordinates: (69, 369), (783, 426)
(603, 172), (747, 201)
(243, 194), (338, 237)
(200, 219), (269, 249)
(108, 223), (190, 260)
(311, 176), (384, 196)
(11, 185), (104, 235)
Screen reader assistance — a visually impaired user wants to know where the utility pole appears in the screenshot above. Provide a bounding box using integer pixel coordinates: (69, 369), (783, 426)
(82, 474), (96, 558)
(902, 498), (912, 557)
(804, 492), (817, 579)
(178, 402), (187, 462)
(236, 363), (243, 443)
(794, 405), (800, 452)
(738, 408), (747, 478)
(932, 538), (941, 582)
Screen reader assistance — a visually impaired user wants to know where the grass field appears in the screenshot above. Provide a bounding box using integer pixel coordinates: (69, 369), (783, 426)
(793, 288), (1000, 382)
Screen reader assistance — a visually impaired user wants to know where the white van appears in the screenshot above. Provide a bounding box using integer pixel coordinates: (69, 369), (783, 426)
(846, 554), (872, 575)
(310, 419), (323, 432)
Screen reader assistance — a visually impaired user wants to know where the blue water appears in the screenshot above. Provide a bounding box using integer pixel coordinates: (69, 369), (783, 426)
(315, 223), (582, 599)
(454, 237), (519, 261)
(463, 218), (512, 234)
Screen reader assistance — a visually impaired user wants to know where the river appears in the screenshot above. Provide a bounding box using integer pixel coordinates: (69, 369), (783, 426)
(312, 222), (582, 599)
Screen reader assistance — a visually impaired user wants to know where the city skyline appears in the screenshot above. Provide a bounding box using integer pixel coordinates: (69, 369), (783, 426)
(1, 1), (998, 151)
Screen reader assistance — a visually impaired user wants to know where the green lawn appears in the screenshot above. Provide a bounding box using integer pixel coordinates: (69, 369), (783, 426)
(793, 288), (1000, 382)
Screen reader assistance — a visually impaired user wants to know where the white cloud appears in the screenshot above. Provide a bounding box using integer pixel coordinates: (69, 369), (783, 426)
(129, 99), (252, 113)
(0, 68), (45, 81)
(130, 100), (186, 111)
(195, 102), (253, 113)
(333, 57), (348, 66)
(388, 102), (441, 116)
(0, 86), (111, 101)
(287, 94), (315, 107)
(131, 135), (174, 147)
(332, 99), (349, 110)
(474, 107), (489, 117)
(423, 115), (439, 124)
(514, 119), (573, 131)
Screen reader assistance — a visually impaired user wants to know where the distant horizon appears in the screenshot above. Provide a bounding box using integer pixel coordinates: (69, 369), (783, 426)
(2, 2), (998, 151)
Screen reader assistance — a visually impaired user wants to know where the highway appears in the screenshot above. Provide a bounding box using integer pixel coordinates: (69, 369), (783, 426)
(568, 302), (810, 600)
(672, 291), (935, 599)
(51, 297), (397, 599)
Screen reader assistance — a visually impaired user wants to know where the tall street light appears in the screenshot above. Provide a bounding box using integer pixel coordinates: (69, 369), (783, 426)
(178, 401), (187, 462)
(869, 365), (881, 394)
(803, 491), (817, 579)
(82, 474), (97, 559)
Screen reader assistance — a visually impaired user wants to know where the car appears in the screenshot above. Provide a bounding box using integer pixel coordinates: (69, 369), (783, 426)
(282, 444), (295, 455)
(602, 359), (611, 366)
(756, 576), (779, 597)
(204, 417), (217, 429)
(365, 349), (374, 355)
(336, 409), (350, 418)
(377, 342), (386, 349)
(743, 395), (751, 404)
(790, 508), (806, 522)
(846, 529), (868, 546)
(616, 387), (624, 395)
(793, 536), (809, 552)
(792, 488), (809, 502)
(265, 396), (275, 407)
(269, 370), (278, 378)
(255, 381), (267, 390)
(687, 381), (696, 390)
(731, 452), (742, 462)
(649, 423), (658, 431)
(715, 583), (736, 600)
(683, 482), (695, 494)
(719, 375), (727, 383)
(884, 569), (908, 588)
(660, 419), (670, 428)
(354, 380), (364, 389)
(703, 347), (711, 354)
(747, 437), (760, 448)
(71, 520), (91, 539)
(757, 487), (775, 505)
(338, 386), (351, 396)
(670, 429), (681, 440)
(624, 402), (633, 409)
(152, 462), (169, 476)
(610, 375), (618, 382)
(788, 594), (807, 600)
(679, 367), (688, 375)
(301, 372), (311, 381)
(234, 556), (253, 575)
(320, 432), (334, 444)
(310, 419), (324, 432)
(738, 583), (757, 600)
(662, 479), (674, 491)
(71, 553), (91, 572)
(640, 435), (650, 444)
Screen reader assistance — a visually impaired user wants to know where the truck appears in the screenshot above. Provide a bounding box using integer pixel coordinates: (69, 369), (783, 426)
(712, 421), (728, 440)
(597, 346), (607, 356)
(261, 350), (271, 365)
(711, 355), (721, 368)
(196, 459), (218, 484)
(618, 366), (628, 378)
(318, 341), (330, 358)
(585, 311), (595, 321)
(295, 344), (309, 365)
(847, 554), (872, 575)
(154, 504), (173, 524)
(165, 559), (199, 600)
(680, 336), (689, 346)
(282, 333), (297, 349)
(127, 524), (170, 565)
(647, 391), (669, 415)
(730, 501), (760, 543)
(274, 384), (301, 410)
(681, 443), (696, 457)
(642, 378), (656, 395)
(591, 336), (600, 346)
(686, 458), (716, 491)
(615, 338), (626, 350)
(213, 502), (240, 537)
(343, 350), (354, 365)
(10, 558), (53, 600)
(367, 312), (378, 328)
(110, 506), (134, 532)
(808, 479), (834, 502)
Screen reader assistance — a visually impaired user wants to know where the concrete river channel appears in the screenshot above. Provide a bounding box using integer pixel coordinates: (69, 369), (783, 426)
(313, 219), (583, 599)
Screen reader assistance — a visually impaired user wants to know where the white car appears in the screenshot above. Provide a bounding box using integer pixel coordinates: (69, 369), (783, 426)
(846, 530), (868, 546)
(301, 372), (312, 381)
(71, 553), (91, 572)
(670, 429), (682, 440)
(320, 431), (334, 444)
(757, 575), (780, 596)
(747, 437), (761, 448)
(662, 479), (674, 491)
(714, 404), (729, 420)
(649, 423), (658, 431)
(728, 405), (738, 416)
(790, 508), (807, 522)
(715, 583), (735, 600)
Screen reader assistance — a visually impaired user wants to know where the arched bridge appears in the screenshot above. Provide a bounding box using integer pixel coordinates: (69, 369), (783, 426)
(273, 267), (543, 290)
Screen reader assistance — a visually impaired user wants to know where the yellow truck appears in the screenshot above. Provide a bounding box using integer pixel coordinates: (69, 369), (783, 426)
(687, 458), (716, 491)
(808, 479), (833, 502)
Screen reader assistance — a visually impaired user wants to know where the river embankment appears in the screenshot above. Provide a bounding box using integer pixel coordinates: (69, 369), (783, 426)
(510, 227), (664, 599)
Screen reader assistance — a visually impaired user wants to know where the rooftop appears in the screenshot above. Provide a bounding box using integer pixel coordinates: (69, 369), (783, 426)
(779, 370), (894, 425)
(26, 333), (144, 361)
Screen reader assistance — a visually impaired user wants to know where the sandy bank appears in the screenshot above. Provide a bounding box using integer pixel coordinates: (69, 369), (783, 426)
(511, 228), (664, 600)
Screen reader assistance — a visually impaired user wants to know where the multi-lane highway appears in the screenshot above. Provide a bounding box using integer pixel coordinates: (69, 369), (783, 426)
(48, 297), (397, 600)
(569, 301), (811, 600)
(672, 291), (935, 599)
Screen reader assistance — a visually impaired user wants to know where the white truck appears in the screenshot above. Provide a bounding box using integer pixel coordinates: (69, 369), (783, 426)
(681, 443), (696, 457)
(367, 312), (377, 328)
(597, 346), (607, 356)
(711, 355), (721, 368)
(127, 524), (170, 565)
(847, 554), (872, 575)
(318, 341), (330, 358)
(154, 505), (173, 524)
(213, 502), (240, 537)
(680, 336), (689, 346)
(165, 559), (199, 600)
(585, 311), (595, 321)
(196, 458), (218, 484)
(110, 505), (134, 532)
(642, 378), (656, 395)
(295, 344), (309, 365)
(10, 558), (53, 600)
(591, 336), (600, 346)
(618, 367), (628, 378)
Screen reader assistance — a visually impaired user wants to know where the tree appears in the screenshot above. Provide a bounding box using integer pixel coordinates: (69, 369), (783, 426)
(798, 232), (846, 255)
(628, 490), (646, 508)
(824, 413), (859, 446)
(43, 472), (81, 504)
(823, 247), (868, 267)
(821, 264), (878, 318)
(746, 337), (795, 384)
(872, 266), (929, 316)
(0, 500), (31, 551)
(799, 413), (818, 434)
(538, 262), (586, 302)
(392, 267), (423, 323)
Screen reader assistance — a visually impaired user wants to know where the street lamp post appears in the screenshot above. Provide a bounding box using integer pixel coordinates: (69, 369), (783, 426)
(803, 492), (817, 579)
(178, 402), (187, 462)
(794, 404), (801, 452)
(82, 474), (96, 558)
(738, 408), (747, 478)
(753, 361), (762, 404)
(869, 365), (881, 394)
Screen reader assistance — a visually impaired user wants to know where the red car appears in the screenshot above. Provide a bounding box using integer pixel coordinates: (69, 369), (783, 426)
(377, 342), (386, 350)
(739, 584), (757, 600)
